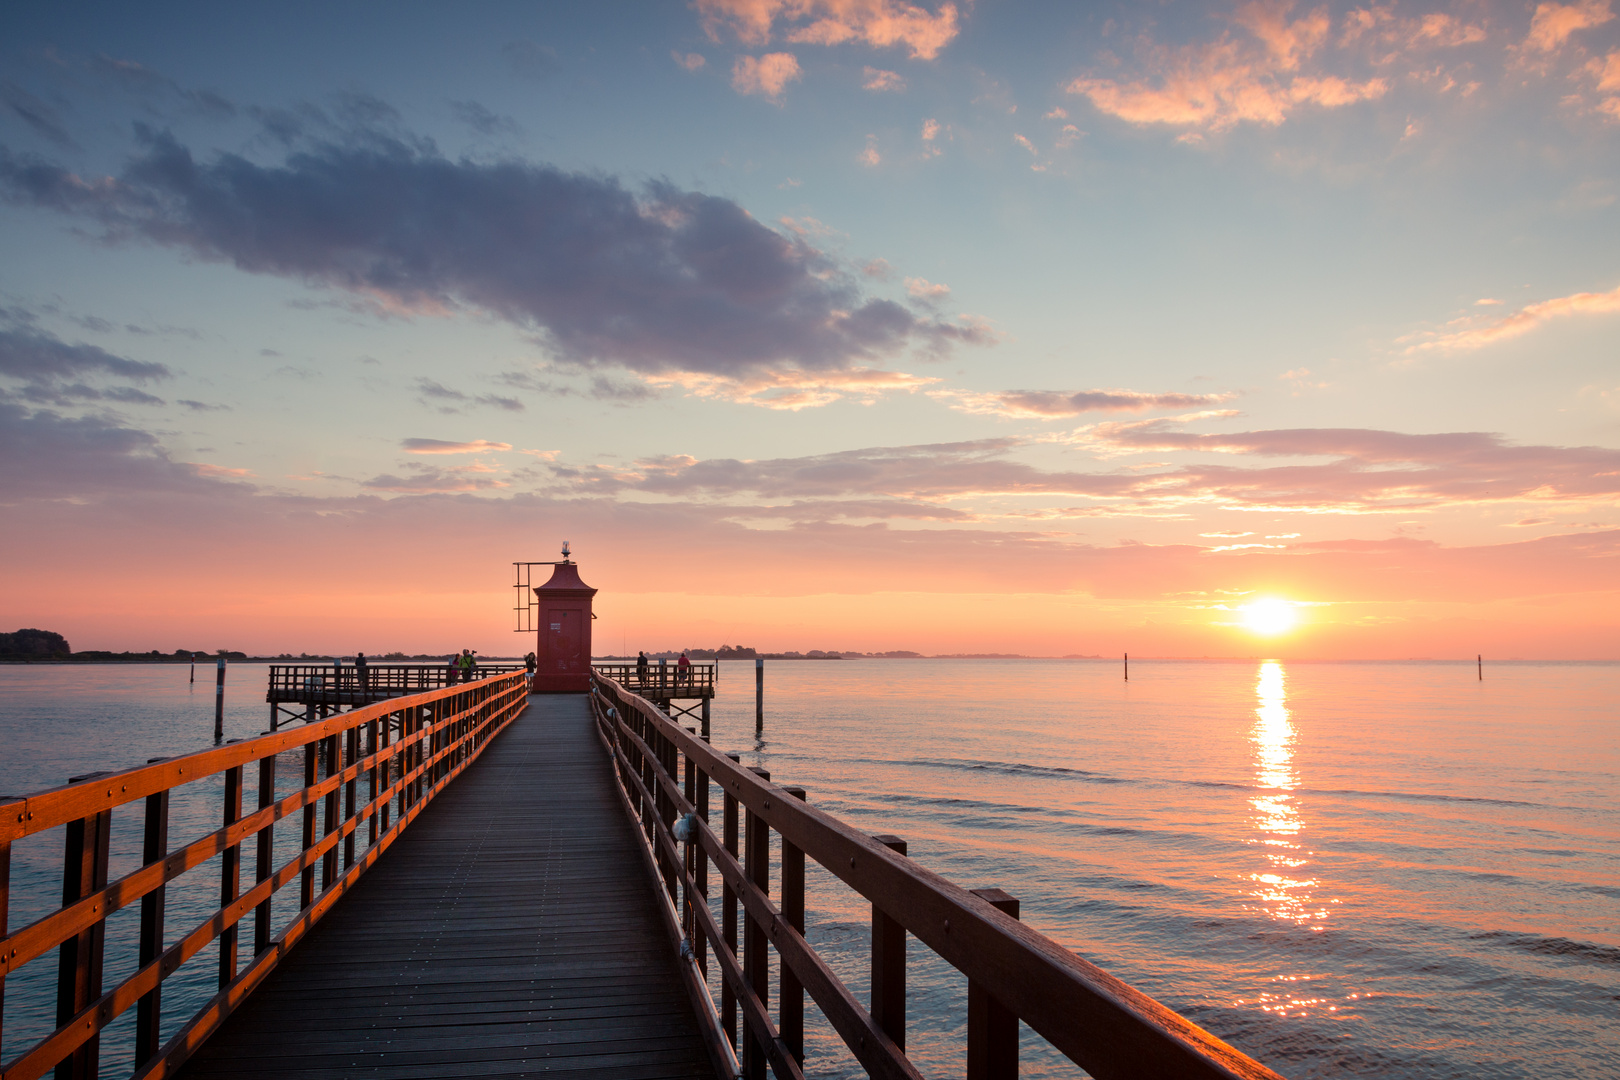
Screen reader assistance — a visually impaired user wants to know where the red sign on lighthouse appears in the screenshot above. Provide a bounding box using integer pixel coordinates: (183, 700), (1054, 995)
(532, 555), (597, 693)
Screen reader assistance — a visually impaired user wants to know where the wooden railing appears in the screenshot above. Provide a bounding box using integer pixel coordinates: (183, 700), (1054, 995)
(0, 672), (528, 1080)
(590, 672), (1286, 1080)
(266, 662), (525, 701)
(592, 661), (718, 698)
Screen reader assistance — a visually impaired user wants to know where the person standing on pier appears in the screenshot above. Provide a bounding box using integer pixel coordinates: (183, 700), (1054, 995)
(677, 651), (690, 688)
(445, 653), (458, 685)
(637, 650), (649, 687)
(458, 649), (476, 682)
(355, 652), (369, 693)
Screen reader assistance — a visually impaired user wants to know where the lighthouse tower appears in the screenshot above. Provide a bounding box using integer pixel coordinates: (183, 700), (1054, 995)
(531, 548), (597, 693)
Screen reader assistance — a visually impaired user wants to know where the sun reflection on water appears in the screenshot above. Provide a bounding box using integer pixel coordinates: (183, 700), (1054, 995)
(1246, 661), (1332, 929)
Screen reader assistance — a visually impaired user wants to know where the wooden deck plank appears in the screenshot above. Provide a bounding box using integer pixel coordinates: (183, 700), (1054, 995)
(178, 694), (717, 1080)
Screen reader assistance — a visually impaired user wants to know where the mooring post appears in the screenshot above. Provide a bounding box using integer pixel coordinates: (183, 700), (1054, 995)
(967, 887), (1021, 1080)
(871, 834), (908, 1051)
(1478, 654), (1483, 681)
(701, 696), (711, 740)
(214, 657), (226, 740)
(189, 653), (195, 684)
(755, 657), (764, 731)
(1124, 652), (1129, 682)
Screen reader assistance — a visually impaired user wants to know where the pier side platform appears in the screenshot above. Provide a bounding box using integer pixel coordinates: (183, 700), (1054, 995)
(178, 694), (716, 1080)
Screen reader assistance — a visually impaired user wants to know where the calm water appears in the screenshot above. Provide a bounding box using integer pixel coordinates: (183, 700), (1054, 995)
(1, 659), (1616, 1078)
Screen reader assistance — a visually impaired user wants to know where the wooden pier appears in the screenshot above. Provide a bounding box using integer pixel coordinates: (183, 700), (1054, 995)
(266, 663), (526, 727)
(178, 694), (714, 1079)
(0, 664), (1285, 1080)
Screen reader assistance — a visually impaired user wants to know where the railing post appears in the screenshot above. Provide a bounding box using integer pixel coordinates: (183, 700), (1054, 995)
(56, 772), (111, 1080)
(301, 743), (318, 909)
(136, 761), (170, 1066)
(219, 763), (243, 989)
(871, 833), (908, 1052)
(694, 738), (711, 977)
(721, 751), (741, 1049)
(254, 752), (275, 957)
(780, 785), (807, 1064)
(367, 718), (380, 848)
(321, 733), (339, 891)
(1, 838), (9, 1055)
(968, 888), (1021, 1080)
(344, 725), (360, 869)
(743, 765), (771, 1080)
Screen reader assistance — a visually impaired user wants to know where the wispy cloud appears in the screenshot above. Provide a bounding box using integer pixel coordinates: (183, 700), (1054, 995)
(673, 51), (708, 71)
(697, 0), (961, 60)
(401, 438), (514, 455)
(863, 67), (905, 91)
(646, 366), (938, 410)
(732, 52), (802, 100)
(937, 387), (1236, 418)
(1403, 281), (1620, 353)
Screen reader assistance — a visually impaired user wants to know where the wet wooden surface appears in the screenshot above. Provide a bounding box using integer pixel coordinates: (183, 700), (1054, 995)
(179, 694), (716, 1080)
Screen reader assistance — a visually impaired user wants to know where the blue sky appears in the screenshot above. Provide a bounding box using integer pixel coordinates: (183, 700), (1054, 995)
(2, 0), (1618, 656)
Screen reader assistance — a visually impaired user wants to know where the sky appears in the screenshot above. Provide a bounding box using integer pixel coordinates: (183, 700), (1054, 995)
(1, 0), (1618, 659)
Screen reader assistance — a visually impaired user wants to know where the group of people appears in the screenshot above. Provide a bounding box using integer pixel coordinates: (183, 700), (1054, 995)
(634, 650), (692, 687)
(446, 649), (478, 683)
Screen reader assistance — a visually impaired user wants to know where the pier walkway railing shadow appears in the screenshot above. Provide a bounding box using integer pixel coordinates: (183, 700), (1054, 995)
(0, 671), (527, 1080)
(591, 671), (1287, 1080)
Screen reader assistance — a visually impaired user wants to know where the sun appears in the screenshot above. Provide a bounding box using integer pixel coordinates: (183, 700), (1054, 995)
(1242, 598), (1298, 636)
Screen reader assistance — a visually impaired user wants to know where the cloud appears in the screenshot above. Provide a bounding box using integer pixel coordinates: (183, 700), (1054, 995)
(938, 388), (1236, 418)
(177, 399), (230, 412)
(0, 402), (238, 500)
(904, 276), (949, 298)
(86, 55), (236, 120)
(1522, 0), (1614, 53)
(673, 51), (708, 71)
(1068, 421), (1620, 511)
(0, 128), (987, 391)
(2, 80), (75, 147)
(413, 378), (524, 413)
(0, 309), (171, 406)
(360, 467), (510, 494)
(1067, 2), (1391, 132)
(402, 438), (514, 455)
(696, 0), (961, 60)
(449, 100), (520, 137)
(860, 133), (881, 165)
(863, 67), (905, 91)
(731, 53), (803, 99)
(1403, 282), (1620, 352)
(646, 366), (938, 409)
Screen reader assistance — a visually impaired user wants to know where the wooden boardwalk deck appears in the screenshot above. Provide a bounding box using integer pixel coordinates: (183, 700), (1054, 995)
(178, 694), (717, 1080)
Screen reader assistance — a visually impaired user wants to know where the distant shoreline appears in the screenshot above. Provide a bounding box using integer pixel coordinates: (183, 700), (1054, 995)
(5, 656), (1618, 665)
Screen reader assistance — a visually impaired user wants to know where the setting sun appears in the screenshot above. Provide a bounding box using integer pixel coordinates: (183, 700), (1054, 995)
(1243, 598), (1298, 636)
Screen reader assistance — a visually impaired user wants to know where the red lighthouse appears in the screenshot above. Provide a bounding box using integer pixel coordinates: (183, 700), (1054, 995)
(532, 547), (597, 693)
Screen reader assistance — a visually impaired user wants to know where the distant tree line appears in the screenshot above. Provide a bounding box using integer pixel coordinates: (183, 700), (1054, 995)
(0, 628), (71, 658)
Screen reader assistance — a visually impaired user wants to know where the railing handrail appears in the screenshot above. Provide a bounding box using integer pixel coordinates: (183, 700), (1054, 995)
(0, 672), (529, 1080)
(591, 672), (1285, 1080)
(3, 676), (510, 844)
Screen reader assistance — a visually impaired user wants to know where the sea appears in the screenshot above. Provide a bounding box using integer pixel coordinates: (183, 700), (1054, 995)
(0, 659), (1616, 1079)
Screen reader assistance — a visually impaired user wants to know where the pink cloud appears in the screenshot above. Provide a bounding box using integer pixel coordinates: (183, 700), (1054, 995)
(401, 438), (514, 455)
(1067, 2), (1389, 131)
(731, 52), (803, 100)
(938, 388), (1237, 418)
(862, 66), (905, 91)
(697, 0), (961, 60)
(1403, 281), (1620, 352)
(644, 365), (940, 410)
(673, 51), (708, 71)
(904, 276), (949, 298)
(1522, 0), (1614, 53)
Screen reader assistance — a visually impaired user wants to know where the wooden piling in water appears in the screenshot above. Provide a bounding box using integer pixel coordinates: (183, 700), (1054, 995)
(755, 657), (764, 731)
(213, 658), (226, 740)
